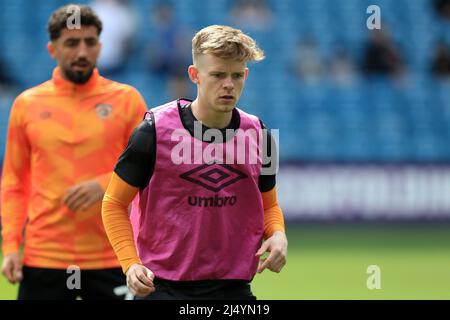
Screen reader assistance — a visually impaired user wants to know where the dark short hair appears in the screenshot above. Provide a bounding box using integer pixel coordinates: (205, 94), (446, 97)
(47, 4), (102, 41)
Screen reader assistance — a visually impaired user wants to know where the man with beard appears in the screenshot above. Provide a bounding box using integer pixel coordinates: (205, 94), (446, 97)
(0, 4), (147, 299)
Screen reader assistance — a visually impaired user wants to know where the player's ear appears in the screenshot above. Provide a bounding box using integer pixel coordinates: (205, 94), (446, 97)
(47, 42), (56, 59)
(188, 65), (199, 84)
(244, 67), (249, 80)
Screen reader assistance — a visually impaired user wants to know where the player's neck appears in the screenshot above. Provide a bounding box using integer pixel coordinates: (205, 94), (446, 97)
(191, 99), (233, 129)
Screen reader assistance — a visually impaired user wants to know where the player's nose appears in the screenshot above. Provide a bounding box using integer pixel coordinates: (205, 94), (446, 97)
(76, 42), (89, 58)
(223, 77), (234, 90)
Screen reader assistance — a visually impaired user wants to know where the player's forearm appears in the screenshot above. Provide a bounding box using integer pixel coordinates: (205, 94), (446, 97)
(101, 173), (142, 273)
(1, 189), (28, 255)
(1, 107), (31, 254)
(261, 187), (286, 239)
(263, 205), (285, 239)
(1, 171), (29, 255)
(1, 230), (25, 256)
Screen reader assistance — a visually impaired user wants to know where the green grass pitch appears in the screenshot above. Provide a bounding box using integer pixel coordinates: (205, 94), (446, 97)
(1, 223), (450, 300)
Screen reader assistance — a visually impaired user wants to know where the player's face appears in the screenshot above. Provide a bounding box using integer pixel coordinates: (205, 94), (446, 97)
(48, 26), (101, 84)
(190, 54), (248, 113)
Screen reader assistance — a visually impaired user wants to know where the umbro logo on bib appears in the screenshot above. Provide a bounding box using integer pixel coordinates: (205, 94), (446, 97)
(180, 163), (247, 192)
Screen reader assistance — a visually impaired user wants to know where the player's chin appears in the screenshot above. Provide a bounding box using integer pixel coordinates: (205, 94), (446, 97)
(65, 67), (95, 84)
(216, 100), (236, 111)
(75, 68), (94, 78)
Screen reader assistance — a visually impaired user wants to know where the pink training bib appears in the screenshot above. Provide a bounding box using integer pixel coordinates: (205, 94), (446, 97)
(131, 99), (264, 281)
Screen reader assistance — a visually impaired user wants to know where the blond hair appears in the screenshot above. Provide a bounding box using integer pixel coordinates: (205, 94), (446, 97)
(192, 25), (265, 64)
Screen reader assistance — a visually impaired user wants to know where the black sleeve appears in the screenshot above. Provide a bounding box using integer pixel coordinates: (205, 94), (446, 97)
(114, 113), (156, 189)
(258, 120), (277, 192)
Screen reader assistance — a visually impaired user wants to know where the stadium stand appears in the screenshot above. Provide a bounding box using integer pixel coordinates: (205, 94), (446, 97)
(1, 0), (450, 162)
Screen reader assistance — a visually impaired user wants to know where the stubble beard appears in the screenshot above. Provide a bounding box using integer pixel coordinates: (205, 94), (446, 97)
(63, 66), (95, 84)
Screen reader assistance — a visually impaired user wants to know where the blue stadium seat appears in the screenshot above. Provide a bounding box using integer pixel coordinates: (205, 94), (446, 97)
(0, 0), (447, 162)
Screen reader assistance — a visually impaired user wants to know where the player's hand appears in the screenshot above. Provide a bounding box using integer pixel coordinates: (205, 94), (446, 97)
(63, 180), (104, 212)
(255, 231), (288, 274)
(1, 252), (23, 284)
(126, 263), (156, 297)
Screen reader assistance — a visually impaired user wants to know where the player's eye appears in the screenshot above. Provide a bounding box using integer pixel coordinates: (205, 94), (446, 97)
(85, 38), (98, 47)
(233, 73), (244, 79)
(64, 39), (79, 47)
(211, 73), (226, 79)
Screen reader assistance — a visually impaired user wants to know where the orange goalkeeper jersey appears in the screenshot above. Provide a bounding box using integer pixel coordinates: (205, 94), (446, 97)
(0, 67), (147, 269)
